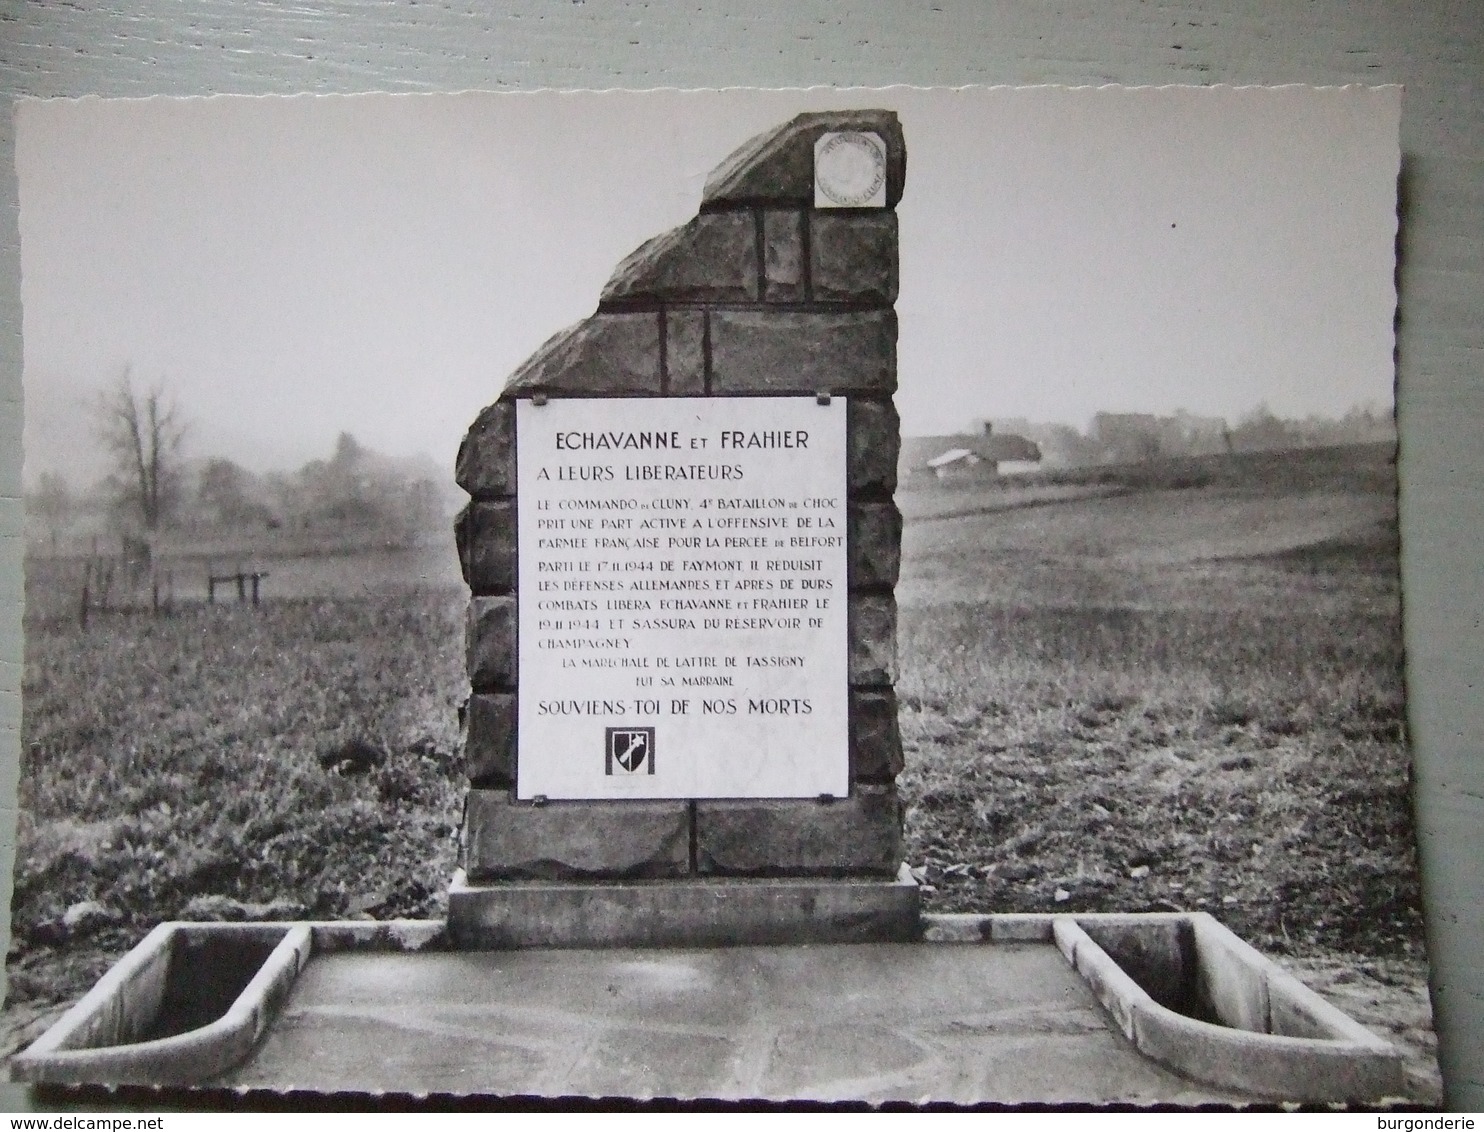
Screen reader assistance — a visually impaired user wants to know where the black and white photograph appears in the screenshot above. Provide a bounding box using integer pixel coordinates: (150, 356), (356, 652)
(4, 85), (1437, 1104)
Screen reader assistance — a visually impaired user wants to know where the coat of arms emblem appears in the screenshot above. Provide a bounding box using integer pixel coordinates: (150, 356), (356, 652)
(605, 727), (655, 775)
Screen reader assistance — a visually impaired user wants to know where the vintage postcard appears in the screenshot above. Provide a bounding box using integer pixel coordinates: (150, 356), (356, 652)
(6, 86), (1434, 1104)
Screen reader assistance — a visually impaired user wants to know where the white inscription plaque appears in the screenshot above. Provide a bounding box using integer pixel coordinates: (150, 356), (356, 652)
(516, 396), (849, 800)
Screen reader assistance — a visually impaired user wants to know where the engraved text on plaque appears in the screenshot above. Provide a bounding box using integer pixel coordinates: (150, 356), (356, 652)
(516, 396), (849, 800)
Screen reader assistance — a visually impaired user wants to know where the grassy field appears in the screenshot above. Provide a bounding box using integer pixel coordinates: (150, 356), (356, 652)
(23, 534), (463, 626)
(9, 591), (467, 1005)
(3, 441), (1435, 1094)
(896, 459), (1415, 957)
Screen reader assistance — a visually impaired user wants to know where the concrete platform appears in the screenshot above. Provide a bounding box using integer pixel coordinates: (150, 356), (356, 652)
(216, 942), (1248, 1103)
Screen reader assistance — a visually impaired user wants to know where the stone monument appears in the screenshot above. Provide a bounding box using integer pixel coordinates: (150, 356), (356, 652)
(449, 110), (916, 948)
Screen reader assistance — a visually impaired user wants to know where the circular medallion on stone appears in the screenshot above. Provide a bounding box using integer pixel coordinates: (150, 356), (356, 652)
(814, 131), (888, 209)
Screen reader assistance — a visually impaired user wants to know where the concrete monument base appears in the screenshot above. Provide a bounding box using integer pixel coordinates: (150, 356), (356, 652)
(445, 865), (921, 950)
(14, 913), (1409, 1101)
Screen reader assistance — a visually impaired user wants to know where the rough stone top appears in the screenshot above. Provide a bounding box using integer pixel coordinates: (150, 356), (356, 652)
(703, 110), (906, 208)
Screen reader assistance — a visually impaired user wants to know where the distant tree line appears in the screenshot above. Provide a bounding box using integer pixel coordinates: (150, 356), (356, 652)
(998, 403), (1395, 470)
(25, 375), (451, 554)
(190, 430), (447, 539)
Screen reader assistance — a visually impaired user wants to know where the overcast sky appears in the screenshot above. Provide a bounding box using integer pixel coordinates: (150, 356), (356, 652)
(18, 85), (1399, 486)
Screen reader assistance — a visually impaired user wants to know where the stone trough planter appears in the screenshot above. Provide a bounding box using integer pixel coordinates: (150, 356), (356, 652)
(925, 911), (1407, 1103)
(9, 920), (439, 1087)
(10, 922), (311, 1086)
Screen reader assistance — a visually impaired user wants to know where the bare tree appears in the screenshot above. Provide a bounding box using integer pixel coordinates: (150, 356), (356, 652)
(97, 368), (187, 535)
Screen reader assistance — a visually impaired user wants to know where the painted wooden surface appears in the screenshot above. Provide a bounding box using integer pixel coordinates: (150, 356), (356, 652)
(0, 0), (1479, 1108)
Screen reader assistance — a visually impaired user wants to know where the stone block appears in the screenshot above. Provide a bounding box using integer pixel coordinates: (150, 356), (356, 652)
(665, 308), (706, 395)
(709, 309), (895, 396)
(762, 209), (805, 301)
(703, 110), (906, 208)
(601, 213), (758, 303)
(448, 872), (921, 950)
(466, 596), (516, 690)
(848, 501), (902, 589)
(847, 398), (899, 495)
(454, 401), (515, 499)
(851, 689), (903, 782)
(503, 313), (662, 396)
(465, 693), (516, 786)
(455, 501), (516, 595)
(811, 212), (898, 304)
(464, 790), (690, 881)
(695, 785), (903, 877)
(849, 592), (897, 686)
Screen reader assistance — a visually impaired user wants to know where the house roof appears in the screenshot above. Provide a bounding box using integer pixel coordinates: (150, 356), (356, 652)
(926, 447), (976, 468)
(901, 433), (1043, 470)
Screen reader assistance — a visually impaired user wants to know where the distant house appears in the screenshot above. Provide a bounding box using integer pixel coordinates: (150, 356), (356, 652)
(925, 447), (980, 475)
(900, 424), (1043, 482)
